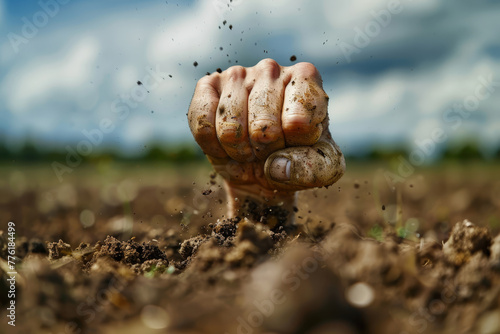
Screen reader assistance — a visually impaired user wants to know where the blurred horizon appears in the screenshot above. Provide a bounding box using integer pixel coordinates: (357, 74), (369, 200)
(2, 136), (499, 162)
(1, 0), (499, 161)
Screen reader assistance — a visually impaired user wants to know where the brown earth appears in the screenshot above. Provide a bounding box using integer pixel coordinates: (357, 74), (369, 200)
(1, 161), (500, 334)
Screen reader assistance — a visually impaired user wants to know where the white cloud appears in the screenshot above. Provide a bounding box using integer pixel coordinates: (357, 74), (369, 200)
(76, 85), (100, 111)
(411, 118), (443, 143)
(405, 0), (442, 16)
(331, 71), (405, 123)
(148, 0), (220, 65)
(113, 65), (141, 94)
(2, 37), (99, 113)
(122, 115), (155, 145)
(0, 0), (499, 154)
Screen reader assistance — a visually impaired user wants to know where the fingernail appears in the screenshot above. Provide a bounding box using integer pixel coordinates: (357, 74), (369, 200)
(270, 157), (291, 182)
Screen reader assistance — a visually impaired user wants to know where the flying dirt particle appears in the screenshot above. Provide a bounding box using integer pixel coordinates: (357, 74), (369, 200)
(193, 61), (198, 67)
(219, 105), (225, 115)
(168, 74), (172, 78)
(382, 205), (386, 210)
(223, 20), (227, 25)
(137, 80), (143, 85)
(220, 47), (223, 51)
(290, 55), (297, 62)
(202, 189), (212, 196)
(216, 68), (222, 73)
(206, 72), (210, 76)
(229, 24), (233, 30)
(151, 110), (154, 114)
(354, 183), (360, 189)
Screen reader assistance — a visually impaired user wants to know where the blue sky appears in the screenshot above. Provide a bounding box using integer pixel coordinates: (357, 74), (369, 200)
(1, 0), (499, 157)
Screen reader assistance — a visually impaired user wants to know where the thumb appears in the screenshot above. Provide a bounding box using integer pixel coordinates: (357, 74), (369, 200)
(264, 130), (346, 191)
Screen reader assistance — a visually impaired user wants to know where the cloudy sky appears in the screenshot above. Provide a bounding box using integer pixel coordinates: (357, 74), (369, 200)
(0, 0), (499, 157)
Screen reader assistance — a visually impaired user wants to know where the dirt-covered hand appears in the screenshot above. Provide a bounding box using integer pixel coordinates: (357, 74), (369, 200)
(188, 59), (345, 219)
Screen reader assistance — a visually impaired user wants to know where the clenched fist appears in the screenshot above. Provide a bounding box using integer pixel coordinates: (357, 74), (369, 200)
(188, 59), (345, 227)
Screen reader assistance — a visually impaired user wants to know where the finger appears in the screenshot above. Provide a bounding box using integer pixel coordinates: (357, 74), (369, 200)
(263, 117), (345, 191)
(216, 66), (254, 162)
(282, 62), (329, 146)
(187, 75), (227, 159)
(247, 59), (286, 160)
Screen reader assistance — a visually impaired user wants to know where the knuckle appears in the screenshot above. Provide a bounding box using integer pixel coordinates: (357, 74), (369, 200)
(193, 120), (215, 142)
(248, 87), (279, 110)
(225, 66), (247, 82)
(188, 100), (218, 134)
(196, 74), (218, 90)
(217, 123), (245, 145)
(256, 58), (281, 79)
(292, 62), (320, 80)
(282, 114), (315, 133)
(250, 121), (282, 144)
(282, 117), (322, 145)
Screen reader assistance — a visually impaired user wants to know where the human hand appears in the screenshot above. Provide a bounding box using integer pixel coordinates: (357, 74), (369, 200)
(188, 59), (345, 226)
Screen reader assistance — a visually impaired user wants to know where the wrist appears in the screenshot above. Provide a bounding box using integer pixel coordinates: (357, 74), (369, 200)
(224, 181), (297, 231)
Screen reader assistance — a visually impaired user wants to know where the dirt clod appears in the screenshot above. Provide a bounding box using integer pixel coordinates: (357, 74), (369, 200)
(180, 235), (209, 259)
(443, 220), (492, 266)
(48, 239), (72, 260)
(90, 236), (167, 267)
(3, 165), (500, 334)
